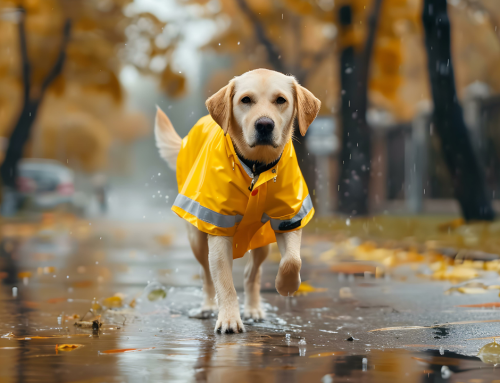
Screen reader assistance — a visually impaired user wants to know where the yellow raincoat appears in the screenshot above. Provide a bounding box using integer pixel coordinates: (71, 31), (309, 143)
(172, 115), (314, 259)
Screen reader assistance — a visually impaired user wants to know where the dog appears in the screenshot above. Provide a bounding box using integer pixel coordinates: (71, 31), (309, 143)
(155, 69), (321, 333)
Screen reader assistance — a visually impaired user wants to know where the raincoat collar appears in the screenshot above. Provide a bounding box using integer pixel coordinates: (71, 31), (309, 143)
(224, 133), (281, 189)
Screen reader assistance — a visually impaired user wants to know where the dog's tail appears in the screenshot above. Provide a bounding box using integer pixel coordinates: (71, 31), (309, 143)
(155, 106), (182, 171)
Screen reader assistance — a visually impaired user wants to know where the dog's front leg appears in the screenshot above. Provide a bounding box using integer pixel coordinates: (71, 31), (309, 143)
(208, 235), (245, 333)
(275, 230), (302, 296)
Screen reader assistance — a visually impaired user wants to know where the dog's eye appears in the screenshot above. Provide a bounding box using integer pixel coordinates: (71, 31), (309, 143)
(276, 97), (286, 105)
(241, 96), (251, 104)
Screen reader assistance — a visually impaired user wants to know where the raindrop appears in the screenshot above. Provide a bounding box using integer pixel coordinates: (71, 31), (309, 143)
(441, 365), (451, 379)
(298, 338), (306, 356)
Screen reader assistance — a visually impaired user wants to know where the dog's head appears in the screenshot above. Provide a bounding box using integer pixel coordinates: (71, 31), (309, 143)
(206, 69), (321, 165)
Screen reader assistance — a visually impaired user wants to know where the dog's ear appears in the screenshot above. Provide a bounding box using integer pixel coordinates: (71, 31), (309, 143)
(293, 80), (321, 136)
(205, 80), (235, 135)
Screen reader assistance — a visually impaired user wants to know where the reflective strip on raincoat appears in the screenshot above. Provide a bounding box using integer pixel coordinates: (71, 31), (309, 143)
(172, 115), (314, 259)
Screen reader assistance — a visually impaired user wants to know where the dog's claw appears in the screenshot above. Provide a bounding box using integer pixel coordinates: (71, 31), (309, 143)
(244, 307), (265, 322)
(215, 312), (245, 334)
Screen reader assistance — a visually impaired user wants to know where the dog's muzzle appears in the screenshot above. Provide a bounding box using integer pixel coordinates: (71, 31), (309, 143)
(254, 117), (275, 146)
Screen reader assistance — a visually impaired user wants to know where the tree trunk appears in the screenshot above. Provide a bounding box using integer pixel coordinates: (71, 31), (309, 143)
(0, 12), (71, 195)
(422, 0), (495, 221)
(337, 0), (383, 216)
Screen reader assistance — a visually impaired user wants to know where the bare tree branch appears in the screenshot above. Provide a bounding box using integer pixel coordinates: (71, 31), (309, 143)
(235, 0), (285, 73)
(357, 0), (384, 115)
(41, 19), (72, 94)
(17, 7), (30, 103)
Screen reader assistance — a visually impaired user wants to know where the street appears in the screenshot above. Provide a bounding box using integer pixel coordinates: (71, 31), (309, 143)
(1, 213), (499, 383)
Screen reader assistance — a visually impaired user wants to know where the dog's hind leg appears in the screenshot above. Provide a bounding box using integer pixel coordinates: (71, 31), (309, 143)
(243, 245), (269, 321)
(186, 224), (217, 319)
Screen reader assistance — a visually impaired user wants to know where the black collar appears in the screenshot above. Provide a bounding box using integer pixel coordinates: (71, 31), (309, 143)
(235, 149), (281, 176)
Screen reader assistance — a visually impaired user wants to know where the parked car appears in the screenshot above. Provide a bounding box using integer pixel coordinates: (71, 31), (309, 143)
(16, 159), (81, 212)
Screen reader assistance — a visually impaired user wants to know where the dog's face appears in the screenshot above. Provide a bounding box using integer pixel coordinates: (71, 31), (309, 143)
(206, 69), (321, 164)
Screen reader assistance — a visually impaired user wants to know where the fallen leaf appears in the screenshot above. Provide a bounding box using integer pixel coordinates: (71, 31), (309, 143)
(438, 218), (465, 232)
(18, 271), (32, 279)
(56, 344), (82, 351)
(100, 347), (155, 354)
(330, 262), (377, 275)
(102, 296), (123, 308)
(294, 281), (327, 296)
(148, 289), (167, 301)
(457, 302), (500, 308)
(433, 266), (479, 281)
(370, 319), (500, 332)
(309, 351), (344, 358)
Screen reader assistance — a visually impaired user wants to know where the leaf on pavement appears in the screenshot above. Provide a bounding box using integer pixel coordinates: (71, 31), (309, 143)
(56, 344), (82, 351)
(370, 319), (500, 332)
(102, 296), (123, 308)
(294, 281), (327, 296)
(100, 347), (155, 354)
(457, 302), (500, 308)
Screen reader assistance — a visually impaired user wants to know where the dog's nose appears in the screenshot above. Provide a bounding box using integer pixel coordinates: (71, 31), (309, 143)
(255, 117), (274, 134)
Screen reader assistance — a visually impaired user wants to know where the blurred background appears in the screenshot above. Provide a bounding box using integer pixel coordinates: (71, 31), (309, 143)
(0, 0), (499, 222)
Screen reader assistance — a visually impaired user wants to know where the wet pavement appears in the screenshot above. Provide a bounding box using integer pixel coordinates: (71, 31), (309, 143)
(1, 215), (500, 382)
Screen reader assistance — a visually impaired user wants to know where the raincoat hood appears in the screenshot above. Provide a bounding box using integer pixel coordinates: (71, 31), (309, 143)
(172, 115), (314, 259)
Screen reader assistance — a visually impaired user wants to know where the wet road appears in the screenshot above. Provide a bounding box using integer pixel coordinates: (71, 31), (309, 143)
(0, 215), (499, 383)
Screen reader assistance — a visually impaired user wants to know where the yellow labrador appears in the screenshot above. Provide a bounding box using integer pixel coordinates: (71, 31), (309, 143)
(155, 69), (320, 333)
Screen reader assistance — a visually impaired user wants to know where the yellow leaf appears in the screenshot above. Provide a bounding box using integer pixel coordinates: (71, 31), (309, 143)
(102, 296), (123, 308)
(18, 272), (32, 279)
(56, 344), (82, 352)
(294, 281), (327, 296)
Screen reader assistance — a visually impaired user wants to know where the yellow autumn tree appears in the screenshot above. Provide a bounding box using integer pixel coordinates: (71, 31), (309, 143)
(0, 0), (189, 177)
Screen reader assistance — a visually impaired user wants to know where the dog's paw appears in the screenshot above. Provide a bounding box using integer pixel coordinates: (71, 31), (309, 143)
(188, 307), (216, 319)
(275, 258), (301, 297)
(215, 310), (245, 334)
(244, 306), (265, 321)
